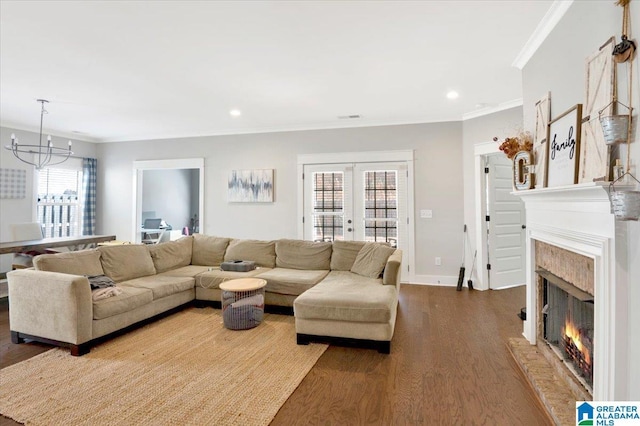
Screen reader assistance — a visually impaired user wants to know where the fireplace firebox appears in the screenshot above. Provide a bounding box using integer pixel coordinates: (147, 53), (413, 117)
(539, 269), (594, 390)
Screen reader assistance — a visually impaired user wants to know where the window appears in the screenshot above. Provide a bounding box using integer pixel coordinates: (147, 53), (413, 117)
(312, 171), (344, 242)
(363, 170), (398, 248)
(37, 163), (83, 238)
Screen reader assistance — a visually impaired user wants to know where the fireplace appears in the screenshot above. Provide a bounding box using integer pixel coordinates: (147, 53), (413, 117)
(539, 268), (594, 391)
(516, 182), (631, 401)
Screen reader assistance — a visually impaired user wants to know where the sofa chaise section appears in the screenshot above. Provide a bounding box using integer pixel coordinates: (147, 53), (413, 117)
(294, 245), (402, 353)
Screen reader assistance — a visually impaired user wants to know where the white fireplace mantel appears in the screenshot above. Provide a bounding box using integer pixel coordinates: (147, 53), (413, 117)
(514, 182), (630, 400)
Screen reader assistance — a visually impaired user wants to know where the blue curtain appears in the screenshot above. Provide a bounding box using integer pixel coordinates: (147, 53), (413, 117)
(82, 158), (97, 235)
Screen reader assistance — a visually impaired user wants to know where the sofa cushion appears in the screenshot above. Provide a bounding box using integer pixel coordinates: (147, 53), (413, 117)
(224, 239), (276, 268)
(330, 240), (366, 271)
(119, 275), (195, 300)
(98, 244), (156, 283)
(157, 265), (212, 278)
(191, 234), (231, 266)
(33, 249), (104, 276)
(256, 268), (329, 296)
(195, 268), (271, 290)
(92, 286), (153, 320)
(351, 243), (396, 278)
(293, 271), (396, 323)
(275, 239), (332, 270)
(148, 236), (193, 273)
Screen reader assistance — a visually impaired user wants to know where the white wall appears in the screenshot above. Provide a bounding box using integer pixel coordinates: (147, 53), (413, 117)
(96, 122), (464, 280)
(522, 0), (640, 399)
(0, 126), (98, 271)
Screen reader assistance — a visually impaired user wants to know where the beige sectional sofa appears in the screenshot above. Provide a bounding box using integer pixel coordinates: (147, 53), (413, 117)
(7, 235), (402, 355)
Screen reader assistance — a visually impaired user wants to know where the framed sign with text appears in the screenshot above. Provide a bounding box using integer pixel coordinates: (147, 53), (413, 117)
(545, 104), (582, 187)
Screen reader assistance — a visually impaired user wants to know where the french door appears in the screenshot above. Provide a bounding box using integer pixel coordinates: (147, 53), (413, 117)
(303, 162), (408, 250)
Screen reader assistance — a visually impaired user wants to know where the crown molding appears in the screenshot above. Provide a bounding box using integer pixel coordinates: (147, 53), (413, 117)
(462, 98), (523, 121)
(511, 0), (574, 70)
(0, 122), (102, 143)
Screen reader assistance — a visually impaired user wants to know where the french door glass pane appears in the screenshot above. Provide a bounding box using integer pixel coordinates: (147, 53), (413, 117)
(363, 171), (397, 247)
(312, 172), (344, 241)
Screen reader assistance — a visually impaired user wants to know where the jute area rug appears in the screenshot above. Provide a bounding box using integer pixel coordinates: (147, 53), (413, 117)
(0, 308), (327, 425)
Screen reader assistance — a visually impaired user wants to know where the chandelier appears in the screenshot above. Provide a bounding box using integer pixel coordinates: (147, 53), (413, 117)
(4, 99), (73, 170)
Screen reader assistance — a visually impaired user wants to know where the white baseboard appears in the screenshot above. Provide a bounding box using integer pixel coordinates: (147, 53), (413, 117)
(407, 274), (458, 286)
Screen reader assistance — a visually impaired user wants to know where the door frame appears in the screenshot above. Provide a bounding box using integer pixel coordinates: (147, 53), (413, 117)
(473, 141), (501, 291)
(297, 150), (415, 283)
(132, 158), (204, 243)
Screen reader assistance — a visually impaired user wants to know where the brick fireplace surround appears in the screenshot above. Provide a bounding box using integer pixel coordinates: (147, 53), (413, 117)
(513, 182), (631, 419)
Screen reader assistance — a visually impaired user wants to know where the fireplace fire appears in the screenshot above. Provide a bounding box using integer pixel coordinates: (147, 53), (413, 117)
(562, 319), (593, 385)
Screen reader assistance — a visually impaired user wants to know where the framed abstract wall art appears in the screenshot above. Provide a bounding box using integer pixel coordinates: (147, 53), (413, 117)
(228, 169), (274, 202)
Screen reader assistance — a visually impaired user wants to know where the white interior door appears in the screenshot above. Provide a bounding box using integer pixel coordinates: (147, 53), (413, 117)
(486, 154), (526, 289)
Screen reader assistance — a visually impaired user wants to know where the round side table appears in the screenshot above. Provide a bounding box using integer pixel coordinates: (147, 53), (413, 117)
(219, 278), (267, 330)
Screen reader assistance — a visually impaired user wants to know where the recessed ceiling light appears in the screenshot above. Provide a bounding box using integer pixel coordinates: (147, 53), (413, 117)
(229, 109), (242, 117)
(446, 91), (459, 100)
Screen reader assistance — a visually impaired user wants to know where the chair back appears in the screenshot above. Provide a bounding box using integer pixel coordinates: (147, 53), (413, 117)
(143, 218), (162, 229)
(11, 223), (44, 241)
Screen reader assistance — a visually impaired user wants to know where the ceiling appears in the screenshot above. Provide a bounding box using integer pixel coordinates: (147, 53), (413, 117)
(0, 1), (559, 143)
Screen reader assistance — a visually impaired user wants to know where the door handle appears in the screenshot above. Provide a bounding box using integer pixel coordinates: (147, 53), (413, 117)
(347, 228), (353, 232)
(521, 225), (526, 229)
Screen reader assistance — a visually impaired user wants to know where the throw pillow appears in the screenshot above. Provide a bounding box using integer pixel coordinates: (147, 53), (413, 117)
(224, 239), (276, 268)
(275, 239), (332, 270)
(350, 243), (396, 278)
(148, 236), (193, 273)
(191, 234), (230, 266)
(33, 249), (104, 276)
(330, 240), (366, 271)
(98, 244), (156, 283)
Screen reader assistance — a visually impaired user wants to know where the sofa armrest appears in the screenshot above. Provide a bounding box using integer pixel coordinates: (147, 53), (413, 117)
(7, 269), (93, 345)
(382, 249), (403, 290)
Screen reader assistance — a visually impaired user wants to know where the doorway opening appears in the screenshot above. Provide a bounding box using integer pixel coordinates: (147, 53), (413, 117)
(132, 158), (204, 243)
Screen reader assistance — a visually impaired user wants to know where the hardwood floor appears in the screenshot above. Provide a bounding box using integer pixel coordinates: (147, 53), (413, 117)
(0, 285), (552, 425)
